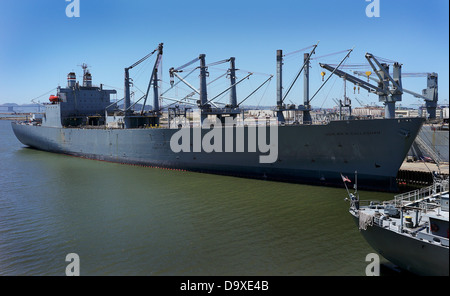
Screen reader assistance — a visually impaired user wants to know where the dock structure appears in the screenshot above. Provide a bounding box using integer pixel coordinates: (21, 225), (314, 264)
(397, 161), (449, 186)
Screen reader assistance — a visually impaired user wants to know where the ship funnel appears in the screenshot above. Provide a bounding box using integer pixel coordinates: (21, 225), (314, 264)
(83, 70), (92, 87)
(67, 72), (77, 88)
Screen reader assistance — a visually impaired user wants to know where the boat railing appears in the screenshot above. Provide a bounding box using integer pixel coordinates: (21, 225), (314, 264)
(394, 178), (449, 210)
(357, 200), (383, 208)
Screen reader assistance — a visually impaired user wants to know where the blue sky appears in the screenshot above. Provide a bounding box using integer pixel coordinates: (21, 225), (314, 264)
(0, 0), (448, 109)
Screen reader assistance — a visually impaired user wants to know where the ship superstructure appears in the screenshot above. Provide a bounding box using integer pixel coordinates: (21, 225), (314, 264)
(43, 64), (117, 128)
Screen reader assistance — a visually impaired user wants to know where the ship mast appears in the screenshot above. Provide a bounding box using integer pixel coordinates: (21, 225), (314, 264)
(123, 43), (163, 127)
(275, 42), (319, 124)
(169, 55), (250, 125)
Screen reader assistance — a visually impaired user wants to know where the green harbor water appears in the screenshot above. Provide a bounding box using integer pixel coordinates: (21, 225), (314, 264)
(0, 120), (394, 276)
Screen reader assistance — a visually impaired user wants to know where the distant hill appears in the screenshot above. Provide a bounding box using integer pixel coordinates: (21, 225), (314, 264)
(0, 103), (20, 106)
(0, 103), (41, 107)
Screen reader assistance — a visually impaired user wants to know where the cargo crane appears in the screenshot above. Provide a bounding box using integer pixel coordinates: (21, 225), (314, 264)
(122, 43), (164, 128)
(320, 53), (403, 119)
(275, 42), (319, 124)
(169, 55), (243, 124)
(169, 55), (262, 125)
(353, 71), (438, 119)
(335, 77), (352, 120)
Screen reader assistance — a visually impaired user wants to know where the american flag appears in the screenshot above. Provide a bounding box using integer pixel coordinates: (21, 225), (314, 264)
(341, 174), (351, 183)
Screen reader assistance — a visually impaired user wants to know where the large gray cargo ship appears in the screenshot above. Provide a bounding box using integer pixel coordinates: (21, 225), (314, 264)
(11, 43), (425, 191)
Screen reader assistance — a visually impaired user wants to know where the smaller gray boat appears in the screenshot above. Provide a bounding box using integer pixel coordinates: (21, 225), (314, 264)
(346, 173), (449, 276)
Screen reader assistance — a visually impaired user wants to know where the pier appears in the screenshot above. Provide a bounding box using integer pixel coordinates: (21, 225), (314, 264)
(0, 113), (30, 121)
(397, 161), (449, 187)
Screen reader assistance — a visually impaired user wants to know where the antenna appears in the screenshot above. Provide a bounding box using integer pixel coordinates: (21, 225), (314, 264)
(78, 63), (90, 76)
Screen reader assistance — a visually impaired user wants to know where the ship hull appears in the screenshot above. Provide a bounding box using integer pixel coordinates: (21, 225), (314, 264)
(11, 118), (424, 191)
(352, 216), (449, 276)
(409, 124), (449, 162)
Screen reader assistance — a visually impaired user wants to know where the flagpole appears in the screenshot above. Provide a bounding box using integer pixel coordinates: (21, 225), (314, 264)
(341, 173), (351, 197)
(344, 181), (350, 196)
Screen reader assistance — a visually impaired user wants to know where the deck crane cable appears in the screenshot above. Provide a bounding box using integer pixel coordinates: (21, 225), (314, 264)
(327, 63), (370, 69)
(324, 57), (356, 109)
(283, 45), (316, 57)
(282, 42), (319, 103)
(203, 72), (233, 104)
(133, 53), (153, 83)
(310, 49), (351, 61)
(203, 59), (258, 105)
(133, 84), (147, 96)
(309, 48), (354, 103)
(236, 75), (273, 107)
(173, 57), (200, 72)
(159, 81), (197, 105)
(161, 97), (197, 109)
(207, 68), (273, 106)
(158, 54), (163, 91)
(207, 71), (228, 86)
(30, 87), (57, 104)
(234, 68), (272, 77)
(161, 68), (197, 96)
(372, 55), (397, 64)
(161, 91), (199, 104)
(171, 57), (230, 76)
(128, 46), (160, 70)
(206, 59), (230, 67)
(168, 57), (229, 98)
(205, 72), (253, 104)
(127, 94), (147, 111)
(318, 69), (339, 109)
(256, 76), (273, 108)
(167, 56), (273, 108)
(312, 59), (335, 110)
(161, 91), (199, 109)
(161, 67), (228, 107)
(140, 53), (163, 114)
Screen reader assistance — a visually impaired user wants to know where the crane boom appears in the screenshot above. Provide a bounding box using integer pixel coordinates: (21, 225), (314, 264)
(140, 44), (164, 114)
(281, 41), (319, 103)
(320, 53), (404, 119)
(124, 43), (163, 115)
(319, 63), (385, 94)
(353, 70), (438, 119)
(352, 70), (433, 101)
(366, 53), (402, 94)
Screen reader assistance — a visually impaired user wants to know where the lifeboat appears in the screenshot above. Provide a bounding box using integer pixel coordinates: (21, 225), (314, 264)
(49, 95), (60, 103)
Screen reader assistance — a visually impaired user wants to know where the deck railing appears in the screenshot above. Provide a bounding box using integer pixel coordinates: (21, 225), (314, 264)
(393, 178), (449, 210)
